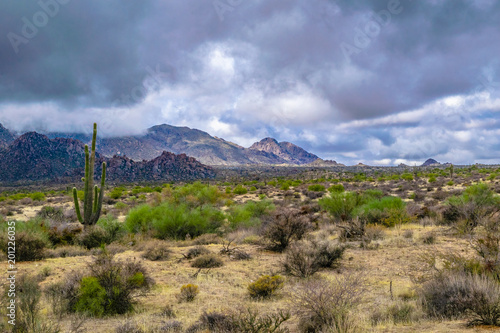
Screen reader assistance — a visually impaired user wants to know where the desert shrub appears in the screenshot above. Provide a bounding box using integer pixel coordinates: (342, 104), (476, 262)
(364, 224), (386, 241)
(387, 302), (419, 324)
(403, 229), (414, 239)
(308, 184), (325, 192)
(233, 185), (248, 195)
(442, 183), (500, 230)
(4, 274), (59, 333)
(192, 233), (222, 245)
(178, 284), (199, 302)
(293, 274), (365, 333)
(109, 187), (125, 200)
(45, 245), (89, 258)
(115, 321), (144, 333)
(96, 215), (125, 242)
(354, 196), (410, 227)
(66, 252), (153, 317)
(248, 275), (285, 299)
(77, 225), (108, 249)
(227, 200), (274, 229)
(328, 184), (345, 193)
(191, 254), (224, 268)
(337, 218), (366, 241)
(37, 205), (64, 221)
(189, 309), (290, 333)
(420, 272), (500, 325)
(282, 240), (345, 278)
(159, 320), (183, 332)
(231, 308), (291, 333)
(142, 241), (171, 261)
(319, 192), (363, 222)
(125, 203), (224, 239)
(0, 230), (49, 262)
(262, 207), (312, 252)
(422, 233), (436, 245)
(185, 246), (211, 259)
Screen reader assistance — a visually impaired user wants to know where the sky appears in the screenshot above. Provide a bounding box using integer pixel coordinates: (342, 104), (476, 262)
(0, 0), (499, 166)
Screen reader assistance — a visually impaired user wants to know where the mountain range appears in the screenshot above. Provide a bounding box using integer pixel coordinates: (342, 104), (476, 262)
(0, 132), (214, 183)
(44, 124), (322, 166)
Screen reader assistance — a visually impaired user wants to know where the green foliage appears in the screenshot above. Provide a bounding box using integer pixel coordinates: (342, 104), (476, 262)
(308, 184), (325, 192)
(319, 192), (364, 221)
(227, 200), (275, 229)
(248, 275), (285, 299)
(249, 186), (257, 192)
(125, 203), (224, 239)
(109, 187), (124, 199)
(443, 183), (500, 229)
(71, 252), (153, 317)
(401, 173), (414, 181)
(30, 192), (46, 201)
(233, 185), (248, 195)
(74, 276), (106, 316)
(328, 184), (345, 193)
(353, 196), (408, 227)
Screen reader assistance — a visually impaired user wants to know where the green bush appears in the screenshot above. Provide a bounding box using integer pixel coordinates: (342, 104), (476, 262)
(125, 203), (224, 239)
(71, 252), (153, 317)
(248, 275), (285, 299)
(319, 192), (364, 221)
(227, 200), (274, 229)
(354, 196), (408, 227)
(308, 184), (325, 192)
(401, 173), (414, 181)
(233, 185), (248, 195)
(443, 183), (500, 230)
(74, 276), (107, 316)
(328, 184), (345, 193)
(109, 187), (125, 199)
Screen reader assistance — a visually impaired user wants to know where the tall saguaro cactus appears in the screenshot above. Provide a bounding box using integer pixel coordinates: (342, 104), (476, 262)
(73, 123), (107, 226)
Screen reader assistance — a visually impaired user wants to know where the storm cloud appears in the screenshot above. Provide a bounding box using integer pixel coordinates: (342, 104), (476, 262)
(0, 0), (499, 165)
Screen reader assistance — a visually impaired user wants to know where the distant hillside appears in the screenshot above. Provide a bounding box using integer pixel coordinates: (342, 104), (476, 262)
(249, 138), (319, 165)
(0, 132), (214, 183)
(306, 158), (345, 167)
(46, 124), (320, 166)
(421, 158), (441, 167)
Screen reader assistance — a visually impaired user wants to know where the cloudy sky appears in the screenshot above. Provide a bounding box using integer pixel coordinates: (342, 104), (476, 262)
(1, 0), (499, 165)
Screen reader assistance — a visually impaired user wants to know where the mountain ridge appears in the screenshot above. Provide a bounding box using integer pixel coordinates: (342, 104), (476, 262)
(45, 123), (321, 166)
(0, 132), (215, 183)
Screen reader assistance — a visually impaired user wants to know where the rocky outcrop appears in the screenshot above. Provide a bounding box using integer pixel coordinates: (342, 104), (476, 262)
(421, 158), (440, 167)
(249, 137), (319, 165)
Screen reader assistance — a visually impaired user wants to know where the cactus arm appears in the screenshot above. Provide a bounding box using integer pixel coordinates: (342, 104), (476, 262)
(73, 187), (83, 223)
(93, 185), (99, 213)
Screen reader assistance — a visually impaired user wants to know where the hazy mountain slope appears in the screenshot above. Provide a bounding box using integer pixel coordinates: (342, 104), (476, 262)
(249, 137), (319, 165)
(46, 124), (320, 165)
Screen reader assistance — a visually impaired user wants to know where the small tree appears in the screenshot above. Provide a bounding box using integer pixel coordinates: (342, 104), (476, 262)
(73, 123), (106, 226)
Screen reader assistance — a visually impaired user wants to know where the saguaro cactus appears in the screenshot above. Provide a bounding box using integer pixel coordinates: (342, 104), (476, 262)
(73, 123), (106, 226)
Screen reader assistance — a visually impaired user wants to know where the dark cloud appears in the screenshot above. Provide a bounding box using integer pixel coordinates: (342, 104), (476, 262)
(0, 0), (499, 165)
